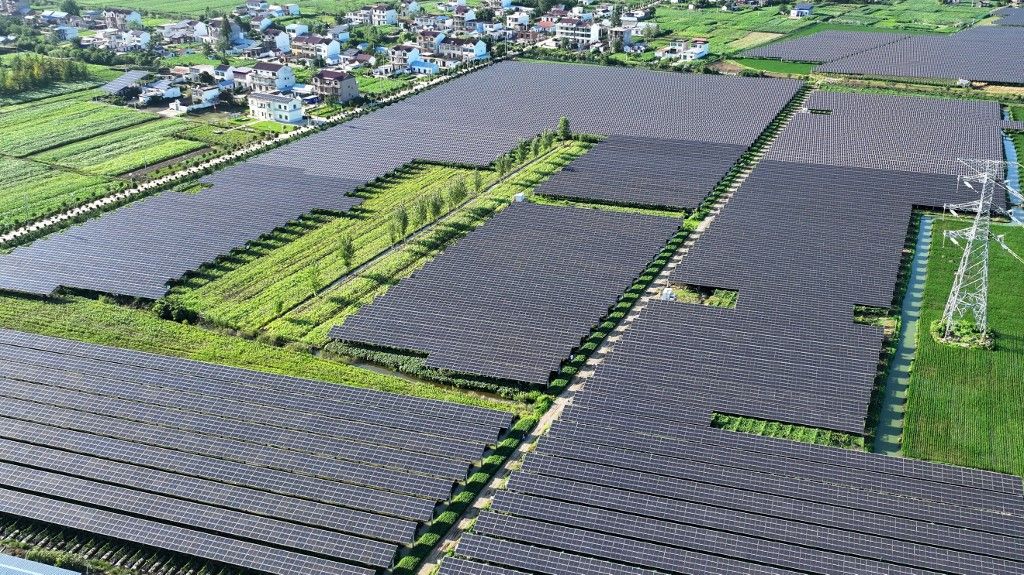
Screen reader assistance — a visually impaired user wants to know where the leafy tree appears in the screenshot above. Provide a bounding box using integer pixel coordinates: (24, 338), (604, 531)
(473, 170), (483, 195)
(305, 262), (322, 296)
(414, 198), (428, 225)
(557, 116), (571, 140)
(449, 178), (468, 206)
(531, 138), (541, 157)
(218, 15), (233, 53)
(428, 192), (444, 220)
(394, 204), (409, 239)
(60, 0), (80, 16)
(338, 234), (355, 269)
(611, 5), (622, 26)
(612, 38), (623, 53)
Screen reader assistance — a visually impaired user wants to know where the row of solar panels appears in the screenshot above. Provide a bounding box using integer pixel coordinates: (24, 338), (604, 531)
(440, 89), (1023, 575)
(331, 202), (681, 385)
(743, 26), (1024, 84)
(0, 328), (513, 575)
(0, 62), (802, 300)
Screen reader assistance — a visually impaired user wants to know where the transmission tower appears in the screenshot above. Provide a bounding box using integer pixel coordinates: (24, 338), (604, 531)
(940, 158), (1024, 342)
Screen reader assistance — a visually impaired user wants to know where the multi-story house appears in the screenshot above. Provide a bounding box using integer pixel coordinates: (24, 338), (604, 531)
(371, 4), (398, 25)
(103, 8), (141, 30)
(311, 69), (360, 102)
(249, 62), (296, 92)
(554, 17), (600, 45)
(389, 44), (421, 67)
(248, 92), (303, 123)
(437, 37), (488, 61)
(291, 34), (341, 63)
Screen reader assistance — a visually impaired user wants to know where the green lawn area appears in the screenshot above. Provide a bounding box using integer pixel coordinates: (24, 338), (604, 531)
(904, 220), (1024, 476)
(0, 291), (518, 413)
(1011, 105), (1024, 122)
(0, 60), (120, 106)
(731, 57), (816, 75)
(653, 6), (816, 55)
(826, 0), (991, 32)
(250, 120), (298, 134)
(355, 73), (412, 97)
(267, 141), (591, 344)
(170, 163), (499, 333)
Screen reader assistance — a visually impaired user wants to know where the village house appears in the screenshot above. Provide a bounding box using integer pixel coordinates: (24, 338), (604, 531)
(655, 37), (708, 60)
(248, 91), (304, 123)
(452, 6), (477, 29)
(371, 4), (399, 25)
(103, 8), (142, 30)
(204, 17), (244, 45)
(311, 69), (360, 102)
(417, 30), (446, 51)
(437, 37), (488, 60)
(263, 28), (291, 52)
(554, 18), (600, 45)
(292, 34), (341, 63)
(285, 23), (309, 37)
(390, 44), (421, 67)
(249, 61), (296, 92)
(790, 2), (813, 17)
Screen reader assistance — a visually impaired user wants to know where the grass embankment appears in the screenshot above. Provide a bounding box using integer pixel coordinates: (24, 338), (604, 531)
(0, 292), (520, 414)
(732, 58), (816, 75)
(170, 163), (499, 332)
(904, 221), (1024, 476)
(268, 142), (591, 344)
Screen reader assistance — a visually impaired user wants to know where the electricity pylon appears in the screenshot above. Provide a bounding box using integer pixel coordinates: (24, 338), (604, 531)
(940, 158), (1024, 343)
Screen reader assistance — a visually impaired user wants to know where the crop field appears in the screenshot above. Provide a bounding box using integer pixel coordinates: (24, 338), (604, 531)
(179, 123), (264, 148)
(33, 120), (205, 176)
(0, 157), (117, 233)
(654, 6), (815, 55)
(727, 31), (785, 51)
(826, 0), (990, 32)
(356, 73), (412, 97)
(0, 98), (156, 157)
(267, 141), (592, 344)
(170, 163), (498, 332)
(904, 220), (1024, 476)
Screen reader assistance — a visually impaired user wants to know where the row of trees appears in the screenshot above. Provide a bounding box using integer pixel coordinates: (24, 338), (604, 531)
(0, 53), (90, 96)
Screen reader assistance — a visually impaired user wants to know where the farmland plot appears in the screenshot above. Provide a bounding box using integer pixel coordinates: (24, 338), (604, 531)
(0, 99), (155, 157)
(654, 7), (815, 55)
(0, 157), (116, 232)
(34, 119), (205, 176)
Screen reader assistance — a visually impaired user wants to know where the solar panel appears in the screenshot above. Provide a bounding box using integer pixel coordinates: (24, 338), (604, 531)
(330, 202), (681, 385)
(815, 27), (1024, 84)
(0, 329), (513, 575)
(740, 31), (909, 63)
(0, 62), (801, 299)
(994, 7), (1024, 26)
(100, 69), (150, 94)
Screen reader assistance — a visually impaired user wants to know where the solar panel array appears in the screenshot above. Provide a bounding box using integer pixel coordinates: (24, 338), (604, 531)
(331, 202), (680, 385)
(99, 69), (149, 94)
(533, 136), (747, 210)
(994, 6), (1024, 26)
(0, 62), (801, 300)
(0, 328), (513, 575)
(815, 26), (1024, 84)
(442, 387), (1024, 575)
(440, 90), (1024, 573)
(740, 30), (909, 63)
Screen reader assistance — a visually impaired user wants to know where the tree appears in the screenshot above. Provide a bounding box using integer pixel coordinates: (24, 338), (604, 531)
(531, 138), (541, 157)
(557, 116), (571, 140)
(394, 204), (409, 239)
(449, 178), (468, 206)
(60, 0), (80, 16)
(414, 198), (428, 225)
(305, 262), (322, 296)
(472, 170), (483, 195)
(428, 192), (444, 220)
(612, 38), (624, 53)
(218, 15), (233, 53)
(338, 234), (355, 269)
(611, 5), (622, 26)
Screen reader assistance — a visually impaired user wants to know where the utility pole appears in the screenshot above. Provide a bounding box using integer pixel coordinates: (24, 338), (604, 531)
(940, 158), (1024, 344)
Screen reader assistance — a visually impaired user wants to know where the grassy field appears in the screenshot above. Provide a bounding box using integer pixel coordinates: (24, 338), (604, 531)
(268, 141), (591, 344)
(0, 98), (157, 157)
(0, 291), (518, 413)
(904, 220), (1024, 476)
(826, 0), (991, 32)
(731, 58), (816, 75)
(0, 58), (120, 106)
(356, 73), (412, 97)
(33, 119), (205, 176)
(0, 157), (119, 233)
(654, 6), (815, 55)
(170, 163), (498, 332)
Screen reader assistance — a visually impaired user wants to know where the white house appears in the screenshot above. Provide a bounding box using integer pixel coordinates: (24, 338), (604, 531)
(285, 23), (309, 37)
(52, 25), (78, 40)
(285, 3), (300, 15)
(506, 11), (530, 27)
(250, 61), (296, 92)
(264, 28), (291, 52)
(402, 0), (421, 13)
(102, 8), (141, 30)
(205, 17), (244, 45)
(292, 34), (341, 63)
(390, 44), (421, 67)
(327, 24), (350, 42)
(790, 2), (813, 17)
(214, 64), (235, 84)
(249, 92), (303, 123)
(554, 18), (600, 45)
(655, 38), (708, 60)
(417, 29), (446, 51)
(371, 4), (398, 25)
(438, 37), (488, 60)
